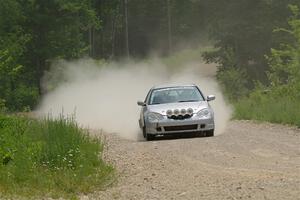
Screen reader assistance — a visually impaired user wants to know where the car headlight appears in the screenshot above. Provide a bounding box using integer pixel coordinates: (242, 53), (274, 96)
(147, 112), (164, 122)
(197, 108), (212, 118)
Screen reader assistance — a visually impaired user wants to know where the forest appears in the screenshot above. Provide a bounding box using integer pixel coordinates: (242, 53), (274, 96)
(0, 0), (299, 117)
(1, 0), (300, 198)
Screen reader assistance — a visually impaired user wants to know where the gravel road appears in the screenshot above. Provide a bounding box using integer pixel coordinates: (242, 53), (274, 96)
(84, 121), (300, 200)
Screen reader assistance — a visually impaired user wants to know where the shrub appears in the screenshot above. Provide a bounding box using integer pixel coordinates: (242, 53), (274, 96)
(217, 67), (249, 101)
(0, 99), (7, 113)
(2, 85), (39, 112)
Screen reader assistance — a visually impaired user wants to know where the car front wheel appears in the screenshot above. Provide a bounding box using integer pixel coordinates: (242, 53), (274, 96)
(142, 127), (146, 138)
(206, 129), (214, 137)
(143, 126), (155, 141)
(146, 133), (155, 141)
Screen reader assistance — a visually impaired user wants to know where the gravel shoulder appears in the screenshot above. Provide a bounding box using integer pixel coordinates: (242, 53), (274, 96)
(84, 121), (300, 200)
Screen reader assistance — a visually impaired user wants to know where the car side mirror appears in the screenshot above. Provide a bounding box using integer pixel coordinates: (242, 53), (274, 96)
(137, 101), (146, 106)
(207, 95), (215, 101)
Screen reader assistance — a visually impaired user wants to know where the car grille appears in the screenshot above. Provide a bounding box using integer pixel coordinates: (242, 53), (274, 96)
(168, 114), (193, 120)
(164, 124), (198, 132)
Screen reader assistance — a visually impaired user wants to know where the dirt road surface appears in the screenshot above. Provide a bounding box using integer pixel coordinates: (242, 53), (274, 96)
(84, 121), (300, 200)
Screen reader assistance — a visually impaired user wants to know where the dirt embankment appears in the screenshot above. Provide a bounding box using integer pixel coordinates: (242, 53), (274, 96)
(83, 121), (300, 200)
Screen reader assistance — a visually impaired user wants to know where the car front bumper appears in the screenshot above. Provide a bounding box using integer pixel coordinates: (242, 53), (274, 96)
(145, 116), (214, 135)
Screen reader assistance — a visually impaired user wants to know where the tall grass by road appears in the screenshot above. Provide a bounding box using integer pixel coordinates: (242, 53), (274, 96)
(0, 114), (114, 199)
(234, 89), (300, 128)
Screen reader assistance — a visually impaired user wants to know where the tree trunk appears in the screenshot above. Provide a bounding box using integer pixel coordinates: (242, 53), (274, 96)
(167, 0), (172, 54)
(89, 27), (94, 57)
(124, 0), (129, 58)
(111, 14), (116, 58)
(99, 0), (105, 57)
(36, 57), (45, 95)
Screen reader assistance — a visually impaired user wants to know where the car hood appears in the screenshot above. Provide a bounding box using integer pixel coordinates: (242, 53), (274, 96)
(147, 101), (209, 115)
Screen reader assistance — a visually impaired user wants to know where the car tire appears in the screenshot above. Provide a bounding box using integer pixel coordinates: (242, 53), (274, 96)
(206, 129), (214, 137)
(143, 126), (155, 141)
(142, 127), (146, 138)
(146, 133), (155, 141)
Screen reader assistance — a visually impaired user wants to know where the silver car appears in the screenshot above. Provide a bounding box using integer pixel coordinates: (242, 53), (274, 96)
(137, 84), (215, 140)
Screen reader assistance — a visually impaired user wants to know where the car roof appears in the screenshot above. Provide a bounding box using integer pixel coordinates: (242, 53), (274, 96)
(151, 84), (197, 90)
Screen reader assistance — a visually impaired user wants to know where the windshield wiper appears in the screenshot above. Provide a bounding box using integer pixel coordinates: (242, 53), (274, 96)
(177, 100), (199, 103)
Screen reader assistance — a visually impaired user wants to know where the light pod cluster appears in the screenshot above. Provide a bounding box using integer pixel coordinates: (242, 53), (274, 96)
(166, 108), (194, 118)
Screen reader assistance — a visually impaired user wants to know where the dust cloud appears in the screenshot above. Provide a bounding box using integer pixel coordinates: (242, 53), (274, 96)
(37, 58), (232, 140)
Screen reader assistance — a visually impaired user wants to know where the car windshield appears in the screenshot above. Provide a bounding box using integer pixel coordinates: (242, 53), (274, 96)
(149, 86), (204, 105)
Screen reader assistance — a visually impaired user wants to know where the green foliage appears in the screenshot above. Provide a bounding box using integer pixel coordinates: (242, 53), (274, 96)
(0, 99), (7, 113)
(1, 85), (39, 112)
(0, 32), (37, 111)
(1, 0), (300, 117)
(203, 47), (249, 101)
(0, 114), (114, 199)
(23, 0), (99, 59)
(234, 5), (300, 127)
(234, 89), (300, 127)
(203, 0), (300, 100)
(0, 0), (36, 112)
(217, 67), (249, 101)
(267, 4), (300, 87)
(0, 0), (99, 111)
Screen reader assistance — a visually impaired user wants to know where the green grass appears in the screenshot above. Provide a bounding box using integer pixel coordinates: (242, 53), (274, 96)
(0, 114), (114, 199)
(234, 93), (300, 128)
